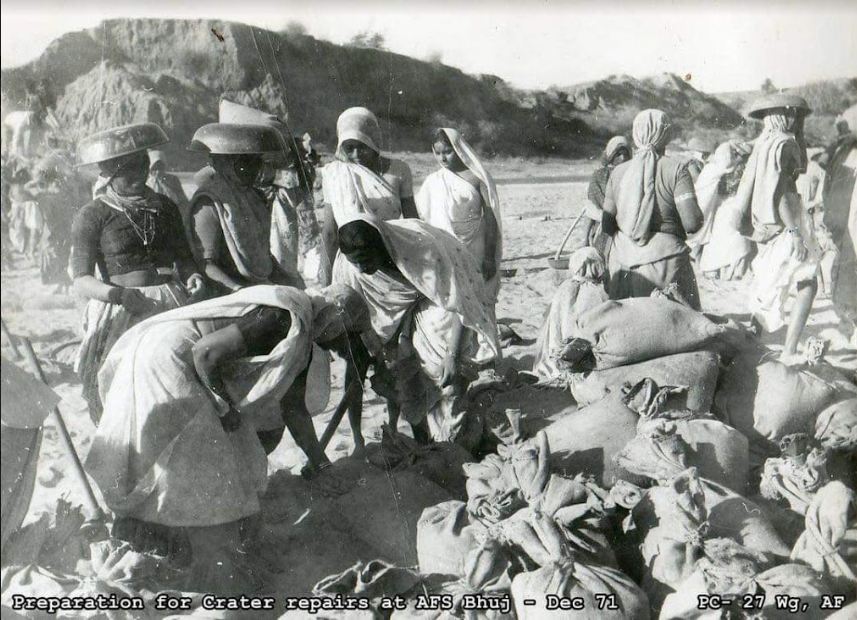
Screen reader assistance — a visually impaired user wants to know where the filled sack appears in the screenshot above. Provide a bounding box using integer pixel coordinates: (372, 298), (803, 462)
(660, 539), (830, 620)
(503, 511), (650, 619)
(417, 501), (486, 577)
(562, 350), (720, 412)
(715, 351), (857, 454)
(790, 481), (857, 588)
(543, 388), (643, 489)
(562, 297), (725, 370)
(621, 382), (750, 492)
(815, 398), (857, 452)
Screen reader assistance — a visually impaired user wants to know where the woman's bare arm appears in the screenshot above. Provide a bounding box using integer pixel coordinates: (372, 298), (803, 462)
(192, 323), (247, 430)
(320, 202), (338, 286)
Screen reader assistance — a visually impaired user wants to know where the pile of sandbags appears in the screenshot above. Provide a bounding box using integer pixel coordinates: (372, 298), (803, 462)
(411, 432), (648, 617)
(715, 349), (857, 457)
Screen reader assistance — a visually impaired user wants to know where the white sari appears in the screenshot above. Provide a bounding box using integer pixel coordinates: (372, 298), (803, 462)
(416, 128), (503, 300)
(333, 214), (500, 440)
(85, 286), (325, 527)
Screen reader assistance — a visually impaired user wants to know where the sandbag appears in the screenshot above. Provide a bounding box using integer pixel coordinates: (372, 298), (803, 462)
(715, 352), (857, 453)
(630, 468), (790, 601)
(511, 560), (650, 619)
(620, 408), (750, 493)
(660, 539), (830, 620)
(417, 501), (485, 577)
(790, 481), (857, 587)
(543, 389), (644, 489)
(567, 297), (724, 370)
(331, 470), (452, 566)
(564, 351), (720, 413)
(629, 469), (709, 609)
(501, 510), (650, 619)
(815, 398), (857, 452)
(759, 441), (829, 515)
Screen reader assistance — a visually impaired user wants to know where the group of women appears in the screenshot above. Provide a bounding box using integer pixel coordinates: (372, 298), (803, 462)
(536, 94), (855, 375)
(69, 106), (504, 590)
(67, 92), (854, 589)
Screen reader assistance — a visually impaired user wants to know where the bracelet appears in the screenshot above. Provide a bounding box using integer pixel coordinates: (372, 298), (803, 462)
(107, 287), (125, 304)
(785, 226), (800, 235)
(317, 461), (333, 472)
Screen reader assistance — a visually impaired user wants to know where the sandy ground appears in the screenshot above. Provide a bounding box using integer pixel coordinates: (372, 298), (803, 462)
(1, 166), (855, 595)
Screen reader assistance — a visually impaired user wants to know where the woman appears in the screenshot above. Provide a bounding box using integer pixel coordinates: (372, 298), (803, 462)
(70, 123), (204, 424)
(85, 284), (370, 592)
(584, 136), (631, 265)
(602, 109), (704, 309)
(188, 123), (304, 295)
(264, 153), (319, 287)
(532, 247), (610, 379)
(320, 107), (417, 285)
(416, 128), (502, 300)
(737, 94), (819, 361)
(687, 141), (737, 261)
(333, 214), (499, 448)
(822, 118), (857, 342)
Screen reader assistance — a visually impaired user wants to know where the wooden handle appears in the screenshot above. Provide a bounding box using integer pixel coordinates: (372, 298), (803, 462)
(19, 338), (106, 521)
(553, 211), (586, 261)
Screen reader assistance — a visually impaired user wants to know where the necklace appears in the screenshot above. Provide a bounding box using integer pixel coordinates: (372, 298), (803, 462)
(122, 207), (156, 247)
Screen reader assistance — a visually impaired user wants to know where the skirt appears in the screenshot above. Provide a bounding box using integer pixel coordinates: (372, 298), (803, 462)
(608, 252), (701, 310)
(748, 232), (820, 332)
(75, 281), (188, 424)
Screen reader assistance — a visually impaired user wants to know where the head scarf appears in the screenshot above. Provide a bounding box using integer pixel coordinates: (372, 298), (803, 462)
(615, 109), (673, 245)
(601, 136), (631, 167)
(148, 150), (166, 169)
(567, 247), (606, 282)
(336, 107), (381, 156)
(433, 127), (503, 299)
(734, 112), (805, 230)
(309, 283), (372, 343)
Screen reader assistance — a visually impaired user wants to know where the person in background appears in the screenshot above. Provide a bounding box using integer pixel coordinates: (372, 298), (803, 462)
(688, 141), (738, 262)
(416, 127), (502, 303)
(799, 148), (837, 297)
(737, 94), (819, 362)
(685, 136), (715, 184)
(584, 136), (630, 263)
(147, 150), (189, 214)
(319, 107), (417, 285)
(601, 109), (704, 309)
(188, 123), (304, 295)
(821, 116), (857, 343)
(698, 151), (755, 280)
(70, 123), (205, 423)
(263, 145), (317, 288)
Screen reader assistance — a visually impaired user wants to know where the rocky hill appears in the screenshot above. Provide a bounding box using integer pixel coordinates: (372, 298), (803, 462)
(545, 73), (743, 135)
(6, 18), (847, 168)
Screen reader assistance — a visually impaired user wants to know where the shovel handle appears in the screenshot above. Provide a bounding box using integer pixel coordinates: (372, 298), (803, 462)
(19, 338), (106, 522)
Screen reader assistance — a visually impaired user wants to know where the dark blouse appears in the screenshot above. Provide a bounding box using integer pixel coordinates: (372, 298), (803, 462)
(69, 195), (192, 279)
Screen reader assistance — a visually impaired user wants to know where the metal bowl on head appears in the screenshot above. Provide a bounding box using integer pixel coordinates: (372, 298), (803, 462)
(746, 93), (812, 120)
(187, 123), (287, 156)
(77, 123), (169, 166)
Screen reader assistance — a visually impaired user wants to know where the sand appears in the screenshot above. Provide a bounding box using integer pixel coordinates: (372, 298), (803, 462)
(1, 165), (854, 587)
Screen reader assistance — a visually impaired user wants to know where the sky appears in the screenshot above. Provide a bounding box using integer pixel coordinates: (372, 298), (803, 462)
(1, 0), (856, 94)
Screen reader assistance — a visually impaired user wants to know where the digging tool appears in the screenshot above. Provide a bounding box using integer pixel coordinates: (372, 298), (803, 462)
(1, 317), (23, 359)
(19, 337), (106, 522)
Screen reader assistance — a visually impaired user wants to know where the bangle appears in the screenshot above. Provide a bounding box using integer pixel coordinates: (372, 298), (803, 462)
(785, 227), (800, 235)
(107, 287), (125, 304)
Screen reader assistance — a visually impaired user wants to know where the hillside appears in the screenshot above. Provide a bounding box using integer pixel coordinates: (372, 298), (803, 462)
(6, 18), (848, 168)
(716, 78), (857, 145)
(1, 19), (603, 168)
(544, 73), (743, 136)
